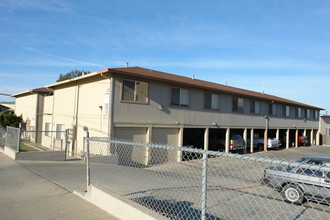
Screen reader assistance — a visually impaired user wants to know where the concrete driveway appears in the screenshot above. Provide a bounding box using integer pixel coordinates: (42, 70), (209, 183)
(0, 153), (118, 220)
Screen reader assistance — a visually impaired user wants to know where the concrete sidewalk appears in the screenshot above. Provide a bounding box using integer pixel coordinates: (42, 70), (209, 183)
(0, 153), (118, 220)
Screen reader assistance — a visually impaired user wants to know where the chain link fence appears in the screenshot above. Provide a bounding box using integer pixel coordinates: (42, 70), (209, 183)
(86, 137), (330, 219)
(5, 126), (20, 152)
(0, 127), (6, 149)
(21, 130), (68, 151)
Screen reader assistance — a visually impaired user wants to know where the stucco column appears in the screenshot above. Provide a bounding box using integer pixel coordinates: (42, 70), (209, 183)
(243, 128), (247, 154)
(295, 129), (299, 148)
(316, 130), (320, 145)
(264, 129), (268, 152)
(286, 129), (290, 149)
(276, 129), (280, 140)
(177, 126), (184, 161)
(225, 128), (230, 153)
(310, 129), (314, 146)
(145, 125), (153, 166)
(303, 129), (307, 137)
(250, 128), (254, 153)
(204, 127), (209, 150)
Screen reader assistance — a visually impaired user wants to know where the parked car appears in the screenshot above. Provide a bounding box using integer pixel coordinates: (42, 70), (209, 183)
(295, 156), (330, 166)
(298, 135), (308, 146)
(247, 134), (281, 151)
(262, 156), (330, 205)
(209, 134), (244, 151)
(229, 134), (244, 151)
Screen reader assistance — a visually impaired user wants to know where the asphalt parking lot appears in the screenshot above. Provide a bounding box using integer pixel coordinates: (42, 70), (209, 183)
(252, 145), (330, 161)
(87, 145), (330, 219)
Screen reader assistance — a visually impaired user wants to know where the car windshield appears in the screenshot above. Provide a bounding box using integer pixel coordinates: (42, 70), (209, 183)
(295, 157), (330, 166)
(231, 135), (242, 141)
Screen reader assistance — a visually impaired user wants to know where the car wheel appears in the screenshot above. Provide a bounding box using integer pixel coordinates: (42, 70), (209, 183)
(257, 144), (263, 151)
(282, 184), (305, 204)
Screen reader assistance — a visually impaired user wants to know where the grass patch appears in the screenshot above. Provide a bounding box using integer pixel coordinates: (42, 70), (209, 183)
(20, 143), (39, 152)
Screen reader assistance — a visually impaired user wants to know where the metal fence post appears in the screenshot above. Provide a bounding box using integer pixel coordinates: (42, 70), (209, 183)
(201, 151), (208, 220)
(5, 127), (8, 148)
(17, 127), (21, 152)
(86, 132), (90, 191)
(64, 129), (69, 161)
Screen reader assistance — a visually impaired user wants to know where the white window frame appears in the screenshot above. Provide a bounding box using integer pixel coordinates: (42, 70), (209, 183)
(296, 107), (302, 118)
(171, 87), (190, 107)
(122, 79), (148, 103)
(283, 105), (290, 117)
(56, 124), (65, 140)
(204, 93), (219, 110)
(233, 97), (244, 112)
(250, 100), (260, 114)
(45, 123), (52, 137)
(306, 109), (310, 119)
(269, 103), (277, 115)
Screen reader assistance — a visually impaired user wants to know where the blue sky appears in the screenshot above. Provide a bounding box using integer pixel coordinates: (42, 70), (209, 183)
(0, 0), (329, 113)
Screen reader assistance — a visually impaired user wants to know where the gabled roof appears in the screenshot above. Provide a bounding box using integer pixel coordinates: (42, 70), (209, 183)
(44, 66), (322, 110)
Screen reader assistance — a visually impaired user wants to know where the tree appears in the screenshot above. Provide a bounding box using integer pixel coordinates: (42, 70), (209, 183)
(0, 111), (23, 129)
(57, 69), (91, 82)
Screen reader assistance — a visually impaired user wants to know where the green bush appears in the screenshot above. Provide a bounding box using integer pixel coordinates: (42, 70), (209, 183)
(0, 111), (23, 129)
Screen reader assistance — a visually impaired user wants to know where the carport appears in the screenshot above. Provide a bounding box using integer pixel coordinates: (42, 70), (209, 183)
(182, 128), (204, 161)
(208, 128), (226, 151)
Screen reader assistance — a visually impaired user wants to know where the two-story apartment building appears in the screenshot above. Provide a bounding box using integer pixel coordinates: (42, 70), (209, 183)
(13, 67), (323, 165)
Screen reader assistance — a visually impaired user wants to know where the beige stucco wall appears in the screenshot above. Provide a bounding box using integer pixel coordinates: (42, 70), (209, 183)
(40, 96), (54, 147)
(42, 77), (111, 155)
(320, 116), (330, 135)
(15, 94), (38, 128)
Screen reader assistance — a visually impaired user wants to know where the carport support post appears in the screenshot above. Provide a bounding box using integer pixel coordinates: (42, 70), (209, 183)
(250, 129), (254, 153)
(310, 129), (314, 145)
(177, 126), (184, 162)
(225, 128), (230, 153)
(204, 128), (209, 150)
(201, 151), (208, 220)
(286, 129), (290, 149)
(86, 132), (90, 190)
(295, 129), (299, 148)
(243, 128), (247, 154)
(264, 129), (268, 152)
(276, 129), (280, 140)
(316, 130), (320, 145)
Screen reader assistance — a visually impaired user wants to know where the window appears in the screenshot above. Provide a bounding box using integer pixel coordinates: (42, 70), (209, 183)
(282, 105), (289, 117)
(204, 93), (219, 110)
(295, 107), (302, 118)
(250, 100), (260, 114)
(269, 103), (277, 115)
(297, 168), (323, 178)
(45, 123), (52, 137)
(232, 97), (244, 112)
(56, 124), (65, 140)
(122, 79), (148, 103)
(306, 109), (310, 119)
(171, 88), (189, 107)
(313, 110), (319, 119)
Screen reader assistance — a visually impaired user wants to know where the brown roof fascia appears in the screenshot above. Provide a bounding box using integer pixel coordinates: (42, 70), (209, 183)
(104, 67), (323, 110)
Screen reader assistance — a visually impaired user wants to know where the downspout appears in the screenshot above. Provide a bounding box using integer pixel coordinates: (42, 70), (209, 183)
(35, 94), (39, 143)
(51, 89), (56, 148)
(101, 72), (114, 138)
(74, 81), (80, 156)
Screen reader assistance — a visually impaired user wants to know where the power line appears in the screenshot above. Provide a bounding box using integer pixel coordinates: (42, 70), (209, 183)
(0, 93), (12, 96)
